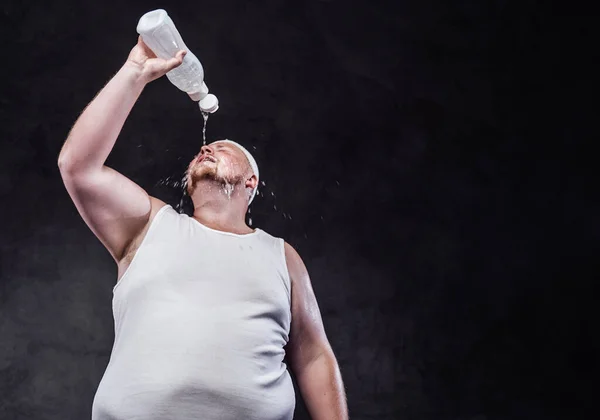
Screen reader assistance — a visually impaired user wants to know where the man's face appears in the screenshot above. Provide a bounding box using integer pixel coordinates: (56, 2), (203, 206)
(186, 141), (251, 195)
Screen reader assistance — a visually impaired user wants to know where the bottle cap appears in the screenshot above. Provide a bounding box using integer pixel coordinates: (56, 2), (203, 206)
(199, 94), (219, 113)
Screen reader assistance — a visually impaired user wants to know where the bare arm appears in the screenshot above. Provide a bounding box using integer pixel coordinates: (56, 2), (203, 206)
(284, 243), (348, 420)
(58, 37), (186, 263)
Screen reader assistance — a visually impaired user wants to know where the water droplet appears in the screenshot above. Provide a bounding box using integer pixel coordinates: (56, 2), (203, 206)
(261, 181), (266, 186)
(223, 182), (234, 199)
(249, 217), (253, 226)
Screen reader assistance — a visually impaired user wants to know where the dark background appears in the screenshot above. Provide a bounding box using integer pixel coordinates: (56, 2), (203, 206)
(0, 0), (597, 419)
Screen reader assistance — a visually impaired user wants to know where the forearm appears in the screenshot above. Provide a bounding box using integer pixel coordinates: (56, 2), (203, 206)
(58, 63), (146, 172)
(295, 351), (348, 420)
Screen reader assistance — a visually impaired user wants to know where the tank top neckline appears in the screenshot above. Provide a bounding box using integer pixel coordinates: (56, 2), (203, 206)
(188, 214), (261, 238)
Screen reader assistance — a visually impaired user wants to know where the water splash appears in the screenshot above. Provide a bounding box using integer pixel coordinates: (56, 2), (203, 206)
(156, 151), (300, 229)
(177, 174), (188, 213)
(223, 182), (234, 199)
(155, 173), (189, 213)
(202, 111), (209, 146)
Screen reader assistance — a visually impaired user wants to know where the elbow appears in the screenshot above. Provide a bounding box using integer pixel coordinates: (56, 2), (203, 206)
(57, 152), (75, 175)
(57, 153), (87, 178)
(57, 146), (91, 176)
(57, 142), (72, 171)
(57, 154), (68, 171)
(57, 135), (84, 174)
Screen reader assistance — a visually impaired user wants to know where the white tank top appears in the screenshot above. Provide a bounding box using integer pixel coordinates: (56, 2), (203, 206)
(92, 204), (295, 420)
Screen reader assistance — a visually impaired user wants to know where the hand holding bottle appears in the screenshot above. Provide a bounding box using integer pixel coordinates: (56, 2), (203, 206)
(126, 35), (187, 84)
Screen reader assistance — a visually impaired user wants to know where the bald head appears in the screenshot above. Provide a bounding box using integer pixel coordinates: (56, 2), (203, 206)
(187, 140), (259, 204)
(219, 140), (259, 203)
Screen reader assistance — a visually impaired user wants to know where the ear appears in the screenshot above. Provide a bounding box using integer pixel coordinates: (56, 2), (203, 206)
(245, 174), (258, 190)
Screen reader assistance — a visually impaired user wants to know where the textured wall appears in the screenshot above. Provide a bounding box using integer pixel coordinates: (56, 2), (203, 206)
(0, 1), (596, 419)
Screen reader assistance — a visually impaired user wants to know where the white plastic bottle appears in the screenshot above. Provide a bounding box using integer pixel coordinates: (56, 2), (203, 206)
(136, 9), (219, 113)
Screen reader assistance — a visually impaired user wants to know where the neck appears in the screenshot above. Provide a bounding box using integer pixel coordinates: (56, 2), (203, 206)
(189, 179), (252, 234)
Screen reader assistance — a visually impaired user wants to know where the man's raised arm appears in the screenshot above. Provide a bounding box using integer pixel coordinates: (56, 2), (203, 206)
(58, 36), (186, 263)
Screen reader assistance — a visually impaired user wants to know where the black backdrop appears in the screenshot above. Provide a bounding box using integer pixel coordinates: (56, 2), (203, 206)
(0, 1), (597, 419)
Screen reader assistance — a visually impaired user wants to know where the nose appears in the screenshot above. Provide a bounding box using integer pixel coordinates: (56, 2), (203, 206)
(200, 145), (213, 155)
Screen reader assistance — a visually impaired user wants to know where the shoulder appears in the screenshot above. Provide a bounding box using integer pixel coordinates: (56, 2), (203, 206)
(118, 196), (169, 271)
(149, 196), (170, 219)
(283, 242), (309, 283)
(283, 241), (301, 263)
(252, 233), (306, 276)
(133, 196), (167, 244)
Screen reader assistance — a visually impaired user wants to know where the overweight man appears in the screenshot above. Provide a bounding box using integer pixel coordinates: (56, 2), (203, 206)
(58, 36), (348, 420)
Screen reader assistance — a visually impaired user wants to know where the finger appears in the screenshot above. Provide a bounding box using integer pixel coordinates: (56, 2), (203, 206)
(165, 50), (186, 71)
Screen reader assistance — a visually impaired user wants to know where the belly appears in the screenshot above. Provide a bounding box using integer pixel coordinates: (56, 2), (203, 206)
(91, 352), (295, 420)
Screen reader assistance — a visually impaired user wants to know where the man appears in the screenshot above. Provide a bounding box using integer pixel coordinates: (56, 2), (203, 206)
(58, 36), (347, 420)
